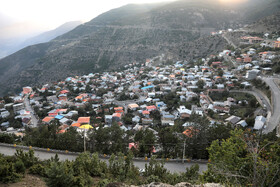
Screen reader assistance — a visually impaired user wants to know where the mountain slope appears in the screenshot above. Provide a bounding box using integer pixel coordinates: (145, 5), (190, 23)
(246, 11), (280, 33)
(0, 0), (279, 96)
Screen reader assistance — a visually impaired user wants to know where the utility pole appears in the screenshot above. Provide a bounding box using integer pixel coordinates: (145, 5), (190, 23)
(84, 129), (86, 152)
(182, 138), (186, 163)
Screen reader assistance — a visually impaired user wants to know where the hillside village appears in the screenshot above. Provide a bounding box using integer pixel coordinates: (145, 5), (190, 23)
(1, 29), (280, 154)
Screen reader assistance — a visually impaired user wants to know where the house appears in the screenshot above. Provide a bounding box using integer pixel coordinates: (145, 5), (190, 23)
(59, 118), (70, 124)
(132, 116), (140, 123)
(241, 36), (263, 44)
(142, 110), (150, 117)
(128, 104), (139, 110)
(114, 107), (124, 113)
(129, 143), (138, 150)
(1, 110), (10, 118)
(58, 94), (68, 101)
(213, 106), (230, 113)
(105, 115), (113, 124)
(112, 113), (122, 122)
(212, 62), (222, 67)
(246, 70), (258, 80)
(60, 90), (69, 94)
(13, 103), (25, 115)
(225, 115), (241, 125)
(243, 57), (252, 63)
(178, 106), (192, 119)
(1, 122), (9, 127)
(254, 116), (266, 130)
(182, 127), (199, 138)
(142, 118), (153, 125)
(146, 105), (157, 112)
(65, 111), (78, 118)
(272, 41), (280, 48)
(237, 120), (248, 127)
(77, 117), (90, 124)
(161, 114), (175, 126)
(22, 87), (33, 95)
(55, 115), (64, 120)
(42, 117), (54, 124)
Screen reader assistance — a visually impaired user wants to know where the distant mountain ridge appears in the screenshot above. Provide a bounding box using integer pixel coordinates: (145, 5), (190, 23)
(0, 0), (279, 96)
(0, 21), (82, 58)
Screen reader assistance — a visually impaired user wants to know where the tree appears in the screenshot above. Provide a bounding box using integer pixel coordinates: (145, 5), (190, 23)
(205, 129), (280, 186)
(158, 128), (181, 158)
(196, 80), (205, 90)
(45, 162), (75, 187)
(134, 129), (156, 157)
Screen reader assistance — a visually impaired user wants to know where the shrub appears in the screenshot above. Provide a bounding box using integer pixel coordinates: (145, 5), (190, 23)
(45, 162), (74, 187)
(15, 149), (38, 168)
(14, 160), (25, 174)
(29, 163), (46, 176)
(0, 156), (22, 183)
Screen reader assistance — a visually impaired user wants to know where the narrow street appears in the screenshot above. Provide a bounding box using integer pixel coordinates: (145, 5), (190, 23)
(24, 96), (39, 127)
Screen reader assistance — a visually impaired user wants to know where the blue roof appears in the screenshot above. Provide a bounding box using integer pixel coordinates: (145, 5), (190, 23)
(55, 115), (64, 120)
(141, 85), (154, 90)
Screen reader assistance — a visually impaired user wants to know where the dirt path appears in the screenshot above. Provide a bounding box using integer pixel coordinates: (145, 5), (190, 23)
(0, 174), (47, 187)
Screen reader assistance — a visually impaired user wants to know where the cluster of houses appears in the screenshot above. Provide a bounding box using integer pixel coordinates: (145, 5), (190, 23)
(1, 32), (279, 137)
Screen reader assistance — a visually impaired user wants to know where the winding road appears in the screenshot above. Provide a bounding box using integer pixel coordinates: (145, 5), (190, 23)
(0, 144), (208, 173)
(230, 89), (271, 112)
(262, 77), (280, 134)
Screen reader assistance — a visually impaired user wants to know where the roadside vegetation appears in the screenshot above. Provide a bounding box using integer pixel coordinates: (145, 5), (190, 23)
(0, 129), (279, 187)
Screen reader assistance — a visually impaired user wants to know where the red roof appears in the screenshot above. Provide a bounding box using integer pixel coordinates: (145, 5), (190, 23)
(114, 107), (123, 111)
(42, 117), (54, 123)
(212, 61), (222, 65)
(58, 129), (66, 134)
(183, 127), (199, 137)
(113, 113), (122, 118)
(142, 110), (150, 115)
(129, 143), (138, 150)
(48, 113), (58, 117)
(55, 109), (67, 113)
(146, 105), (157, 110)
(60, 90), (69, 94)
(77, 117), (90, 124)
(71, 123), (81, 127)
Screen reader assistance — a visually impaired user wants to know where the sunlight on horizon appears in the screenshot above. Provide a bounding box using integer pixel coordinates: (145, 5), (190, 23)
(0, 0), (175, 31)
(219, 0), (248, 5)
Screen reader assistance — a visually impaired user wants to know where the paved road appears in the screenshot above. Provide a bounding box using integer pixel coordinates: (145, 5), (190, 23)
(230, 90), (271, 112)
(262, 77), (280, 133)
(0, 144), (207, 173)
(222, 33), (237, 49)
(24, 96), (39, 127)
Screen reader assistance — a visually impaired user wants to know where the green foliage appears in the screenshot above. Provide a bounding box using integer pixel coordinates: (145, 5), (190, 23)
(0, 154), (22, 183)
(134, 128), (156, 157)
(144, 156), (168, 180)
(92, 124), (127, 154)
(0, 133), (17, 144)
(14, 160), (25, 174)
(23, 124), (83, 152)
(108, 152), (140, 183)
(29, 163), (46, 176)
(204, 129), (280, 186)
(15, 149), (38, 168)
(73, 152), (107, 177)
(45, 161), (75, 187)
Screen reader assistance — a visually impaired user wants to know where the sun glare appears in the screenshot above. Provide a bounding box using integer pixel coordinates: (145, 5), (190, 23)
(219, 0), (248, 4)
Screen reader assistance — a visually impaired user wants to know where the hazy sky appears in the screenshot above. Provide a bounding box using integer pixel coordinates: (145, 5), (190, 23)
(0, 0), (174, 40)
